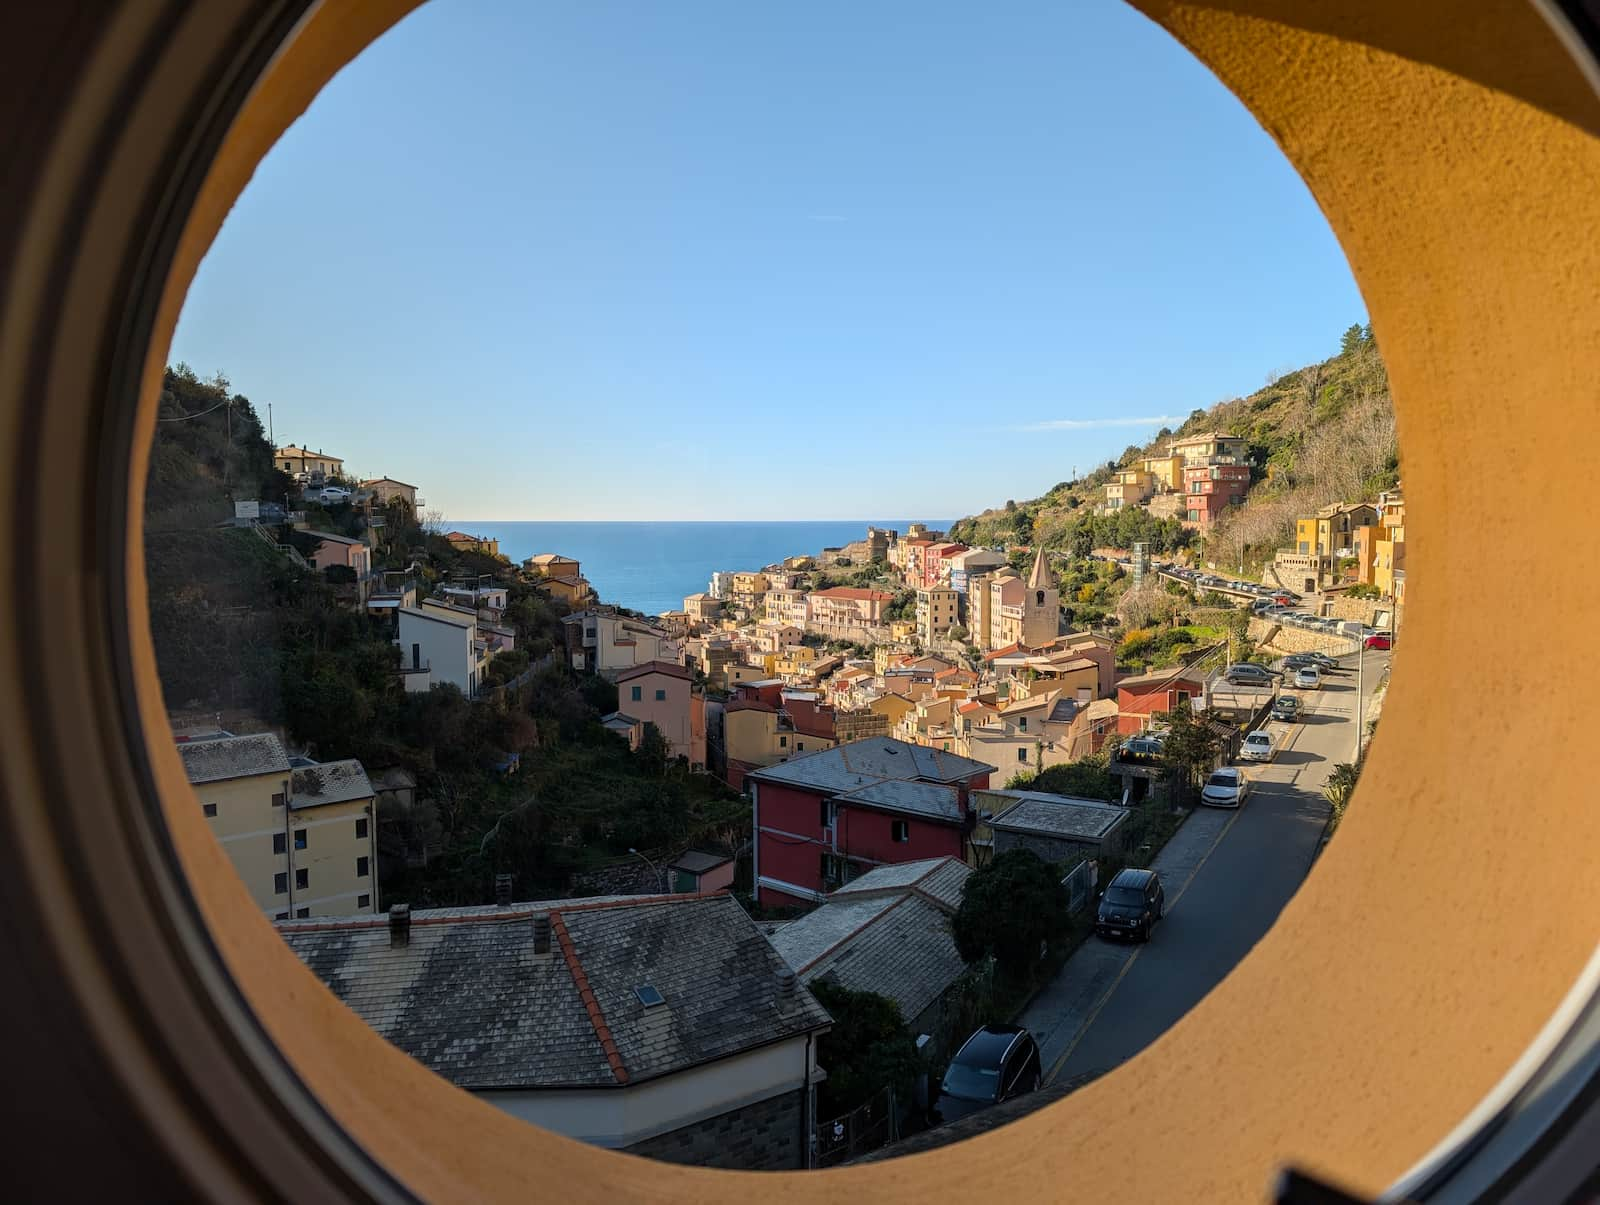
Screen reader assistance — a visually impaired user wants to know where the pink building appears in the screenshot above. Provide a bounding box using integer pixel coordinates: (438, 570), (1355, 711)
(922, 542), (970, 588)
(615, 661), (705, 769)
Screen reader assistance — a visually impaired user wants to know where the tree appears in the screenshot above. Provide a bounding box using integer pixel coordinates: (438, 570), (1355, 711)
(1340, 322), (1366, 356)
(808, 980), (920, 1115)
(1159, 701), (1222, 796)
(952, 849), (1070, 981)
(635, 722), (670, 775)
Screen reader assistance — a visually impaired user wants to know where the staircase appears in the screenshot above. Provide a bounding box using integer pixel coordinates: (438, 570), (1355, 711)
(249, 520), (310, 570)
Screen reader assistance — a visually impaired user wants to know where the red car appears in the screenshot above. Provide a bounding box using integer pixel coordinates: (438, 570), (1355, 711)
(1364, 632), (1393, 650)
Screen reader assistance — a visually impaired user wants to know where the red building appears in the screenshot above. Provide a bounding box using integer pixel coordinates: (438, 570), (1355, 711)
(749, 737), (995, 906)
(922, 542), (969, 589)
(1115, 671), (1206, 735)
(1183, 462), (1251, 528)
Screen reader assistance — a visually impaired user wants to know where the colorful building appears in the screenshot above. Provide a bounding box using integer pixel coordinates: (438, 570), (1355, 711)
(749, 737), (994, 906)
(1184, 462), (1251, 528)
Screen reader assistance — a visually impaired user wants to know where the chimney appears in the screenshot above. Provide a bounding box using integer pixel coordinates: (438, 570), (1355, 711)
(494, 873), (514, 906)
(531, 913), (552, 956)
(388, 903), (411, 948)
(777, 966), (797, 1001)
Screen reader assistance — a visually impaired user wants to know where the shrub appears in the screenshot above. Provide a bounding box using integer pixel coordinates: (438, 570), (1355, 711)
(952, 849), (1071, 982)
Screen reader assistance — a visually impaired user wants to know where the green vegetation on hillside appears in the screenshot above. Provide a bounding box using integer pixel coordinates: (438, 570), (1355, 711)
(145, 366), (743, 907)
(949, 323), (1397, 574)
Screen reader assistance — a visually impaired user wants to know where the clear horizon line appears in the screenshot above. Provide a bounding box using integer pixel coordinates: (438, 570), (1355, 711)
(444, 517), (962, 525)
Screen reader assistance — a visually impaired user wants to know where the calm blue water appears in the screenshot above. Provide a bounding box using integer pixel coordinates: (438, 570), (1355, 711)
(449, 521), (951, 615)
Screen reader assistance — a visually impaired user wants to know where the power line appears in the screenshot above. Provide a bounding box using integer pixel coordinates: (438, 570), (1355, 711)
(158, 395), (234, 422)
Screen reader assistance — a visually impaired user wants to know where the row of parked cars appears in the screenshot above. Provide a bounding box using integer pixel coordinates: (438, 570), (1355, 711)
(1252, 599), (1395, 649)
(1160, 563), (1298, 602)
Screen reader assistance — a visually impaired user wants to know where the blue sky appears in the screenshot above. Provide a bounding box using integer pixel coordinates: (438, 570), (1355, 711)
(171, 0), (1365, 521)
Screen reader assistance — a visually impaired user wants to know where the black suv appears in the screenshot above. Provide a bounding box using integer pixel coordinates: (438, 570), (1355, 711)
(1224, 662), (1279, 687)
(933, 1026), (1042, 1124)
(1096, 868), (1165, 942)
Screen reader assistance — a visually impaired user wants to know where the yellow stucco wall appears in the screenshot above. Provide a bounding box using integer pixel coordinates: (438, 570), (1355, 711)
(120, 0), (1600, 1200)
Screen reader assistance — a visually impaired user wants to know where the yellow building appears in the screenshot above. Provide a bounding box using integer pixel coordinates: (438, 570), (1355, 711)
(889, 619), (916, 642)
(867, 692), (917, 728)
(275, 444), (344, 479)
(524, 552), (580, 579)
(730, 572), (770, 598)
(180, 733), (378, 920)
(444, 530), (501, 558)
(1167, 431), (1249, 463)
(1295, 503), (1381, 557)
(1374, 521), (1406, 598)
(1104, 468), (1155, 510)
(916, 586), (959, 641)
(773, 646), (818, 678)
(1139, 453), (1185, 492)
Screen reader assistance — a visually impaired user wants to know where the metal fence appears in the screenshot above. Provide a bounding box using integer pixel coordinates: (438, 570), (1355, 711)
(814, 1087), (897, 1167)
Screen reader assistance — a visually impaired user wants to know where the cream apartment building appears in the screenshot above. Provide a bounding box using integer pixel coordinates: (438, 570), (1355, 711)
(181, 733), (378, 920)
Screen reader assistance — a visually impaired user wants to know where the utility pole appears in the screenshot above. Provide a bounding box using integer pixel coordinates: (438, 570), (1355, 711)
(1353, 636), (1365, 763)
(268, 401), (274, 449)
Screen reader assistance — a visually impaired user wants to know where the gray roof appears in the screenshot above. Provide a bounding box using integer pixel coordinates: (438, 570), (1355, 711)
(746, 736), (994, 795)
(987, 792), (1129, 841)
(834, 779), (963, 823)
(668, 850), (732, 875)
(776, 892), (969, 1026)
(179, 732), (289, 784)
(279, 895), (830, 1091)
(290, 759), (374, 808)
(829, 856), (972, 911)
(769, 895), (898, 970)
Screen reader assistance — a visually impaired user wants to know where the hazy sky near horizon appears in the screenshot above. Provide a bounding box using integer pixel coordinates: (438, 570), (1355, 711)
(171, 0), (1365, 521)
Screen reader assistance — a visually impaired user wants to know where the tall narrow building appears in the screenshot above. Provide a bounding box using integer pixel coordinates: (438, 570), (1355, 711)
(1022, 547), (1060, 648)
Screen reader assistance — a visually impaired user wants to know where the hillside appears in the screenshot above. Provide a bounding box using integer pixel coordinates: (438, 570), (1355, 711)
(949, 323), (1397, 570)
(143, 365), (743, 907)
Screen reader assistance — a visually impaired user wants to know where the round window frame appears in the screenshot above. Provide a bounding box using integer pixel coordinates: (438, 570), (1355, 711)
(4, 0), (1600, 1201)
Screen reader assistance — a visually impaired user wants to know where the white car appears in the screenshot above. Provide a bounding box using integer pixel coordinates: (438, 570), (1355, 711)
(317, 486), (352, 504)
(1201, 767), (1249, 808)
(1240, 729), (1277, 762)
(1293, 666), (1322, 689)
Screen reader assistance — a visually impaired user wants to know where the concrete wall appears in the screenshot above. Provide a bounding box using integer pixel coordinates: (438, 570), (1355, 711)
(1247, 618), (1360, 657)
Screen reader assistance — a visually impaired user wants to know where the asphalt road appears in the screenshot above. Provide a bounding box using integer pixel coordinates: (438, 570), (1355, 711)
(1023, 648), (1392, 1087)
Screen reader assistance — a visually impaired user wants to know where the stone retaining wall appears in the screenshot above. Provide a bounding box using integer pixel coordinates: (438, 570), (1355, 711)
(1248, 619), (1359, 657)
(626, 1088), (804, 1170)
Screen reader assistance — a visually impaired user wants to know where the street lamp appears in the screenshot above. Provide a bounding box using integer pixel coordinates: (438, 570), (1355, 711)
(628, 847), (666, 893)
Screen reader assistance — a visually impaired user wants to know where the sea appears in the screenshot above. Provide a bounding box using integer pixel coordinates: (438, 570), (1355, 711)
(447, 521), (952, 616)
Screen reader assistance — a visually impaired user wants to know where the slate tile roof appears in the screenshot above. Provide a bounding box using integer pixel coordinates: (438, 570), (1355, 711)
(803, 895), (969, 1024)
(834, 779), (963, 823)
(290, 759), (374, 808)
(829, 856), (972, 910)
(746, 735), (993, 794)
(178, 732), (289, 784)
(279, 894), (829, 1091)
(986, 791), (1128, 841)
(771, 857), (975, 1026)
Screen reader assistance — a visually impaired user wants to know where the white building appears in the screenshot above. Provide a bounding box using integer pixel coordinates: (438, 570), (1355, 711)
(397, 603), (491, 697)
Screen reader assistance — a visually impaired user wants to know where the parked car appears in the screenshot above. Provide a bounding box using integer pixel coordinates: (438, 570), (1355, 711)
(1225, 663), (1278, 687)
(1364, 632), (1393, 650)
(317, 486), (352, 504)
(1240, 729), (1278, 762)
(1201, 767), (1249, 808)
(1293, 666), (1322, 689)
(1251, 599), (1277, 615)
(933, 1027), (1041, 1124)
(1122, 733), (1165, 758)
(1298, 651), (1340, 670)
(1096, 868), (1166, 942)
(1271, 694), (1303, 722)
